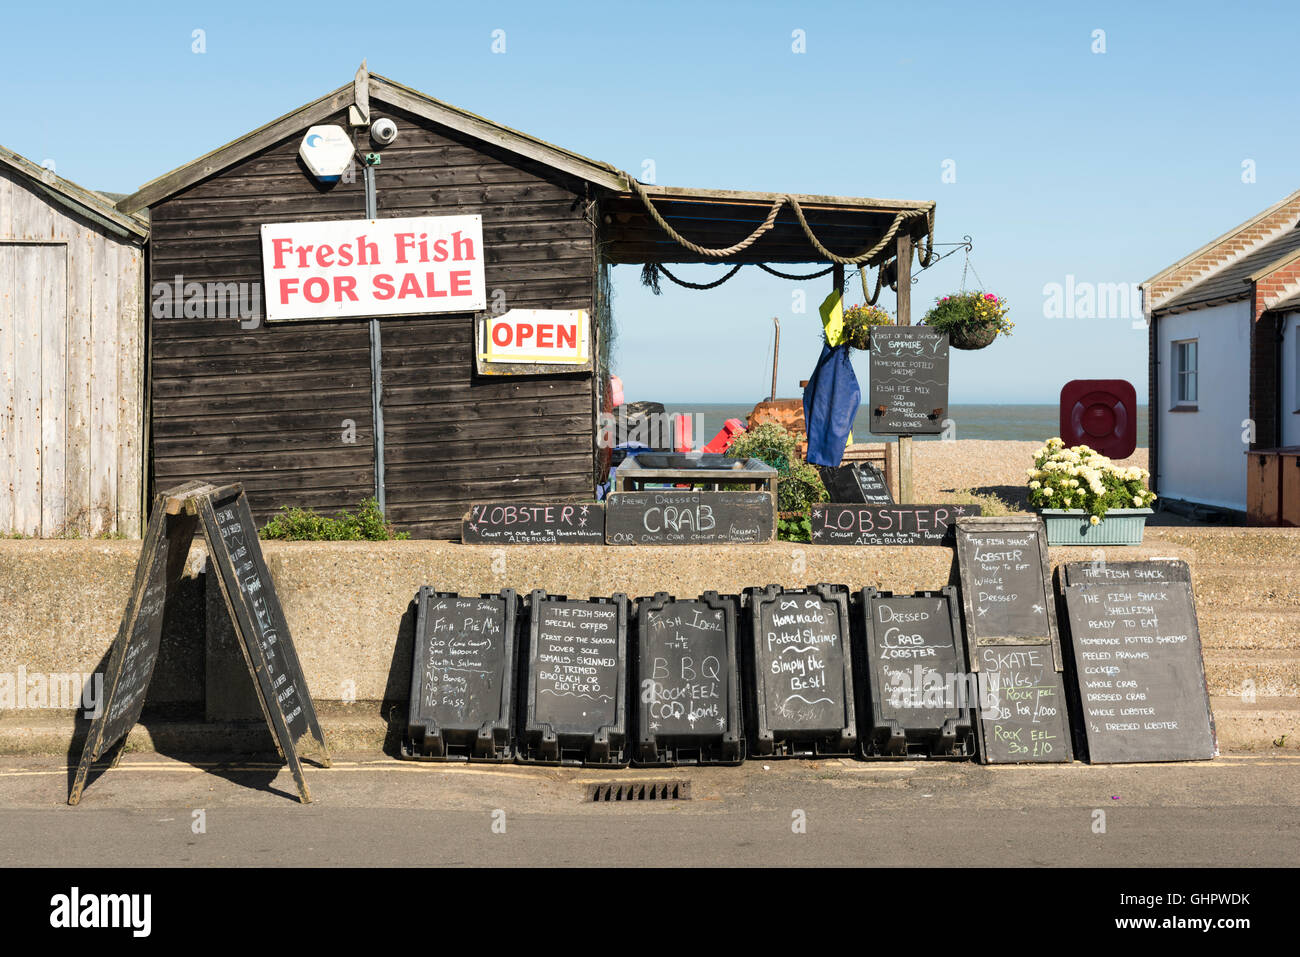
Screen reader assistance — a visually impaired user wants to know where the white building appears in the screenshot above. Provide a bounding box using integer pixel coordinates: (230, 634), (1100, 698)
(1142, 190), (1300, 513)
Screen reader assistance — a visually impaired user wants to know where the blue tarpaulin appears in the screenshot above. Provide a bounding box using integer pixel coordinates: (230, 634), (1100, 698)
(803, 341), (860, 467)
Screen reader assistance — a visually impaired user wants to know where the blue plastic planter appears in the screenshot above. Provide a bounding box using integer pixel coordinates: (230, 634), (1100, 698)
(1040, 507), (1152, 545)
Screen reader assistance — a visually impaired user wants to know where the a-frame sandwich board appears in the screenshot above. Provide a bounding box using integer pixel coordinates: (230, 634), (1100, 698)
(69, 482), (329, 804)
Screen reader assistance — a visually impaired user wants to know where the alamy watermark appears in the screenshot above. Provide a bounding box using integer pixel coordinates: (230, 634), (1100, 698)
(885, 667), (1001, 718)
(0, 668), (103, 718)
(1042, 276), (1143, 322)
(152, 274), (260, 327)
(596, 406), (706, 451)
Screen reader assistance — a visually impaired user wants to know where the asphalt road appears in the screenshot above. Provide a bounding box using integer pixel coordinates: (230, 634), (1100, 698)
(1, 752), (1297, 867)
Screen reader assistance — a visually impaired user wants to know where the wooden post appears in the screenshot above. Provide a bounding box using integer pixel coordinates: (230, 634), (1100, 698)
(896, 234), (914, 504)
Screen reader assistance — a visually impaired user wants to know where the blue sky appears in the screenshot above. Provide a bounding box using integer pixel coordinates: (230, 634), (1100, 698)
(5, 1), (1297, 403)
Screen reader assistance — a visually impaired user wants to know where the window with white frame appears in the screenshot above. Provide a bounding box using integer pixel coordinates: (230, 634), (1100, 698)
(1172, 339), (1197, 406)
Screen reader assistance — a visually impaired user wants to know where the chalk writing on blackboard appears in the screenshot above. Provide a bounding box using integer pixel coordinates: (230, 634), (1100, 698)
(521, 592), (628, 765)
(404, 588), (515, 760)
(462, 502), (604, 544)
(868, 327), (949, 435)
(1063, 578), (1215, 763)
(635, 592), (743, 765)
(975, 645), (1072, 763)
(745, 585), (856, 757)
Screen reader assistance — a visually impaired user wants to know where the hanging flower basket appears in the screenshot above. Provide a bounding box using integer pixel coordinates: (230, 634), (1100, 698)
(948, 322), (1000, 350)
(838, 303), (894, 351)
(921, 292), (1013, 350)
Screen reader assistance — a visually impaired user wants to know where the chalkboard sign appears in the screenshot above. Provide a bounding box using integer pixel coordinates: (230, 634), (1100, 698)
(71, 482), (330, 805)
(972, 644), (1073, 763)
(857, 588), (973, 757)
(462, 502), (604, 544)
(634, 592), (743, 765)
(868, 327), (949, 435)
(520, 592), (628, 766)
(198, 486), (330, 798)
(744, 584), (856, 757)
(68, 485), (203, 804)
(403, 588), (518, 762)
(1062, 576), (1216, 763)
(956, 517), (1071, 764)
(812, 503), (977, 546)
(818, 463), (894, 504)
(1061, 558), (1192, 587)
(955, 517), (1058, 647)
(606, 490), (775, 545)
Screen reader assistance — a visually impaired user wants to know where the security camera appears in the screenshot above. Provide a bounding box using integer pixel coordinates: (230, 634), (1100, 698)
(370, 118), (398, 146)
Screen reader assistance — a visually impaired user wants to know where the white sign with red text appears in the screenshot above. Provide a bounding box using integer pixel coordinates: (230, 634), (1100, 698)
(478, 309), (589, 364)
(260, 215), (486, 321)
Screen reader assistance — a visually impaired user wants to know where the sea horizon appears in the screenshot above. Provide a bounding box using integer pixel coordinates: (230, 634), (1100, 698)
(655, 402), (1150, 446)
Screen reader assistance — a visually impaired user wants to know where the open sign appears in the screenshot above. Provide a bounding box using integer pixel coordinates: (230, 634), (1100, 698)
(478, 309), (589, 365)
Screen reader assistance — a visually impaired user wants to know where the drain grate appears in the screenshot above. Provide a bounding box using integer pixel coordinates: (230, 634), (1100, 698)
(584, 780), (691, 803)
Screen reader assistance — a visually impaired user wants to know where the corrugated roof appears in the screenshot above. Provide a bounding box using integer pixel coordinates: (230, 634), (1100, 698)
(1153, 225), (1300, 314)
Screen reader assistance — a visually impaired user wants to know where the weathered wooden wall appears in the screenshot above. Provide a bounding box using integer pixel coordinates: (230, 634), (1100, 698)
(0, 166), (144, 537)
(147, 101), (596, 538)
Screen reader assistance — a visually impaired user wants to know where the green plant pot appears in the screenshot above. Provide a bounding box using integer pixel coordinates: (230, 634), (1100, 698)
(1040, 508), (1153, 545)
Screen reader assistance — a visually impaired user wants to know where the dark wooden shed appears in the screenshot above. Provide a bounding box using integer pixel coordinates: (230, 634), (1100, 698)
(118, 68), (936, 537)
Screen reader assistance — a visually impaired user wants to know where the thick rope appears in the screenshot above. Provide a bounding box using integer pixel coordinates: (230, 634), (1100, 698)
(915, 209), (936, 267)
(859, 262), (886, 305)
(626, 177), (784, 258)
(647, 262), (745, 291)
(786, 199), (921, 266)
(757, 263), (835, 280)
(625, 175), (932, 267)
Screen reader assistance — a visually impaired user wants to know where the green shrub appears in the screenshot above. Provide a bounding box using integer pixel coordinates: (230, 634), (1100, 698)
(261, 498), (410, 541)
(726, 422), (827, 511)
(779, 461), (827, 511)
(725, 421), (796, 471)
(777, 514), (812, 543)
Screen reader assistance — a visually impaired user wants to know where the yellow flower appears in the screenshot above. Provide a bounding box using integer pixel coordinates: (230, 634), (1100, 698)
(1089, 515), (1100, 525)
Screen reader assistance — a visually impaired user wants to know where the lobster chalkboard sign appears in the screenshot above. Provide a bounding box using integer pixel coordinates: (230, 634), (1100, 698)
(954, 516), (1072, 764)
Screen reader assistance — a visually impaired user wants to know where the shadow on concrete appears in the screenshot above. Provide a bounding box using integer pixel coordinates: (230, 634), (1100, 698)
(67, 565), (297, 804)
(378, 597), (418, 758)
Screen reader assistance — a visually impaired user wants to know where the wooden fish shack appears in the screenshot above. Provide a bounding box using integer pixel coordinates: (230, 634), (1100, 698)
(1, 146), (148, 537)
(116, 66), (935, 537)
